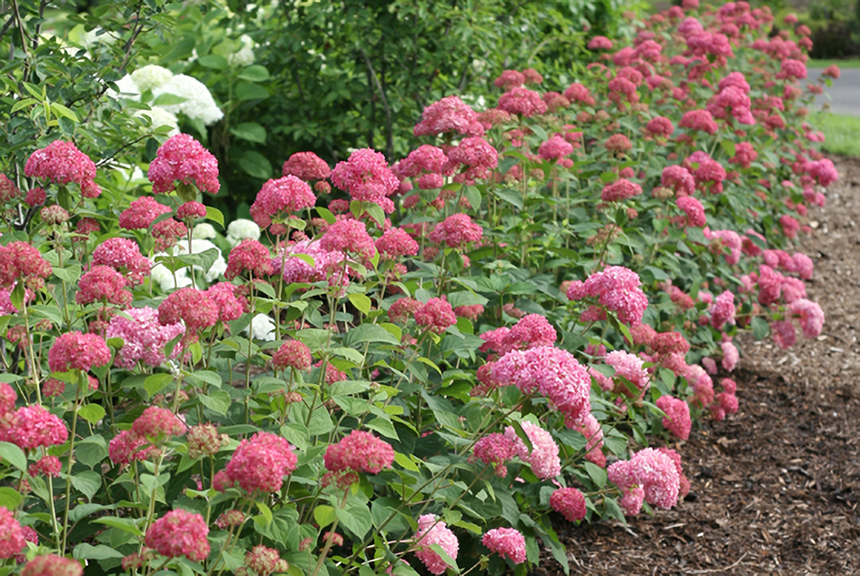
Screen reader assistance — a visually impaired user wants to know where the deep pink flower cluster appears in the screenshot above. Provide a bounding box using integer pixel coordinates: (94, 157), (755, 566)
(0, 405), (68, 451)
(106, 306), (181, 368)
(565, 266), (648, 326)
(705, 228), (742, 264)
(132, 406), (187, 441)
(76, 265), (132, 307)
(331, 148), (400, 212)
(177, 201), (206, 221)
(447, 137), (499, 185)
(550, 486), (587, 522)
(48, 331), (111, 372)
(482, 528), (527, 564)
(0, 242), (52, 290)
(250, 176), (316, 232)
(788, 298), (825, 338)
(428, 213), (483, 249)
(324, 430), (395, 474)
(661, 165), (696, 196)
(608, 447), (681, 515)
(272, 340), (312, 371)
(282, 151), (331, 181)
(413, 515), (459, 575)
(148, 134), (220, 195)
(225, 239), (275, 280)
(473, 433), (518, 477)
(0, 175), (20, 203)
(109, 430), (156, 466)
(214, 432), (297, 494)
(414, 96), (484, 138)
(494, 70), (525, 90)
(0, 507), (25, 560)
(152, 218), (187, 252)
(206, 282), (248, 323)
(92, 238), (151, 285)
(504, 421), (561, 479)
(588, 36), (613, 50)
(492, 346), (591, 425)
(145, 509), (210, 562)
(676, 196), (706, 227)
(679, 109), (718, 134)
(655, 395), (692, 440)
(646, 116), (674, 138)
(498, 86), (547, 117)
(119, 196), (172, 230)
(730, 142), (758, 168)
(24, 140), (100, 197)
(563, 82), (595, 105)
(414, 298), (457, 334)
(538, 135), (574, 161)
(375, 227), (419, 259)
(710, 290), (736, 329)
(320, 219), (377, 263)
(601, 178), (642, 202)
(158, 288), (219, 334)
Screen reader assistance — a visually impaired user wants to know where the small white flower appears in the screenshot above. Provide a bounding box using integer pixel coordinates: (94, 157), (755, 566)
(192, 223), (218, 240)
(226, 219), (261, 246)
(246, 313), (276, 341)
(228, 34), (256, 67)
(132, 65), (174, 93)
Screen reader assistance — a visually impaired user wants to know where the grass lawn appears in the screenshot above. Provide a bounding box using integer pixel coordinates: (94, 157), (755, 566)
(813, 112), (860, 157)
(808, 58), (860, 69)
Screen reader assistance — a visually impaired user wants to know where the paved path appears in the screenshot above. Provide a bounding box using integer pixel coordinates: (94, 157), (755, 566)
(808, 68), (860, 117)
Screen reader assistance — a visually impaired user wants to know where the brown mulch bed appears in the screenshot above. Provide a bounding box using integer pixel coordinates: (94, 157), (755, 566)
(539, 155), (860, 576)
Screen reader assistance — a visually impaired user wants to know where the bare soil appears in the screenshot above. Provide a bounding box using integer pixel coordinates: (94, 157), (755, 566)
(541, 155), (860, 576)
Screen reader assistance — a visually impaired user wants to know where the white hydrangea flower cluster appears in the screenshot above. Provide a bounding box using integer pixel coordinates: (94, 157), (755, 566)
(245, 314), (276, 341)
(192, 223), (218, 240)
(149, 239), (227, 292)
(228, 34), (256, 67)
(133, 107), (180, 137)
(226, 219), (261, 247)
(131, 64), (175, 93)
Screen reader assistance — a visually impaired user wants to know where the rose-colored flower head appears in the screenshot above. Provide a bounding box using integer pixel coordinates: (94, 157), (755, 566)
(0, 405), (68, 450)
(447, 137), (499, 185)
(22, 555), (82, 576)
(0, 175), (20, 203)
(48, 331), (111, 373)
(214, 432), (297, 494)
(331, 148), (399, 213)
(187, 423), (229, 459)
(250, 176), (316, 232)
(504, 421), (561, 479)
(646, 116), (674, 139)
(176, 201), (207, 221)
(550, 487), (587, 522)
(152, 218), (187, 252)
(388, 297), (422, 323)
(679, 109), (718, 135)
(655, 395), (691, 440)
(272, 340), (312, 371)
(158, 287), (219, 334)
(0, 507), (25, 560)
(494, 70), (526, 90)
(676, 196), (706, 227)
(661, 165), (695, 196)
(107, 306), (185, 368)
(710, 290), (735, 329)
(414, 96), (484, 138)
(92, 238), (151, 285)
(319, 219), (377, 263)
(24, 140), (99, 197)
(225, 239), (274, 280)
(413, 515), (459, 575)
(282, 152), (331, 181)
(566, 266), (648, 326)
(498, 86), (547, 117)
(0, 242), (52, 290)
(25, 188), (46, 207)
(588, 36), (613, 50)
(324, 430), (395, 477)
(132, 406), (187, 442)
(601, 178), (642, 202)
(473, 433), (517, 477)
(119, 197), (172, 230)
(414, 298), (457, 334)
(145, 509), (210, 562)
(206, 282), (248, 323)
(0, 383), (15, 415)
(109, 430), (156, 466)
(788, 298), (824, 338)
(428, 213), (483, 249)
(482, 528), (526, 564)
(245, 545), (284, 576)
(148, 134), (220, 196)
(76, 265), (132, 307)
(608, 447), (681, 515)
(375, 227), (419, 259)
(538, 135), (574, 161)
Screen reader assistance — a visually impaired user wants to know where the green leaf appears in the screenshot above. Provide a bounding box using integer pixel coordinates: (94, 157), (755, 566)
(720, 139), (736, 158)
(365, 203), (385, 228)
(345, 324), (400, 346)
(313, 505), (336, 529)
(238, 65), (270, 82)
(230, 122), (267, 144)
(316, 207), (336, 225)
(239, 151), (272, 179)
(73, 543), (124, 560)
(585, 461), (607, 488)
(198, 54), (228, 69)
(206, 206), (225, 227)
(50, 102), (78, 122)
(78, 404), (106, 425)
(428, 544), (459, 572)
(9, 282), (25, 312)
(152, 93), (188, 106)
(394, 452), (419, 472)
(348, 293), (372, 315)
(144, 373), (174, 398)
(255, 501), (273, 526)
(235, 82), (269, 101)
(751, 317), (770, 341)
(91, 517), (144, 536)
(199, 390), (231, 415)
(494, 188), (523, 209)
(337, 500), (373, 539)
(0, 487), (22, 510)
(0, 442), (27, 472)
(70, 470), (102, 500)
(600, 171), (618, 184)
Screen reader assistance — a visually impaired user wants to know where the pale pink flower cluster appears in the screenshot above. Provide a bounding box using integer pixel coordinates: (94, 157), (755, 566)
(608, 447), (681, 515)
(414, 96), (483, 138)
(565, 266), (648, 326)
(106, 307), (185, 369)
(655, 395), (691, 440)
(504, 421), (561, 479)
(709, 290), (736, 329)
(482, 527), (527, 564)
(413, 515), (459, 575)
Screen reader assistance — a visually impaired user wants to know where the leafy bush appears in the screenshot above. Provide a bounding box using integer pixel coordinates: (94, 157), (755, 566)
(0, 1), (839, 576)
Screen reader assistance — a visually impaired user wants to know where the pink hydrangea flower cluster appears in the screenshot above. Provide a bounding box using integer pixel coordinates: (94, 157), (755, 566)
(473, 433), (518, 477)
(272, 340), (312, 371)
(206, 282), (248, 322)
(446, 137), (499, 185)
(414, 96), (484, 138)
(250, 176), (317, 233)
(76, 265), (132, 307)
(538, 135), (574, 161)
(106, 305), (186, 370)
(601, 178), (642, 202)
(158, 287), (219, 334)
(504, 421), (561, 479)
(482, 527), (527, 564)
(132, 406), (187, 442)
(414, 297), (457, 334)
(22, 554), (82, 576)
(119, 196), (172, 230)
(565, 266), (648, 326)
(225, 239), (275, 280)
(709, 290), (736, 329)
(145, 509), (210, 562)
(655, 395), (692, 440)
(0, 404), (68, 451)
(569, 412), (606, 467)
(92, 238), (151, 284)
(331, 148), (399, 213)
(661, 165), (696, 196)
(24, 140), (100, 198)
(0, 242), (53, 290)
(324, 430), (395, 475)
(109, 430), (156, 466)
(550, 486), (587, 522)
(214, 432), (297, 493)
(428, 213), (483, 249)
(608, 447), (681, 515)
(413, 515), (459, 575)
(148, 134), (220, 195)
(498, 86), (547, 117)
(375, 227), (419, 259)
(48, 331), (111, 373)
(281, 151), (331, 181)
(605, 350), (651, 395)
(319, 219), (377, 263)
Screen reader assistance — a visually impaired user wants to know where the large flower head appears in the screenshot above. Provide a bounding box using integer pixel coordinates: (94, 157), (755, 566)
(148, 134), (220, 195)
(48, 332), (111, 373)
